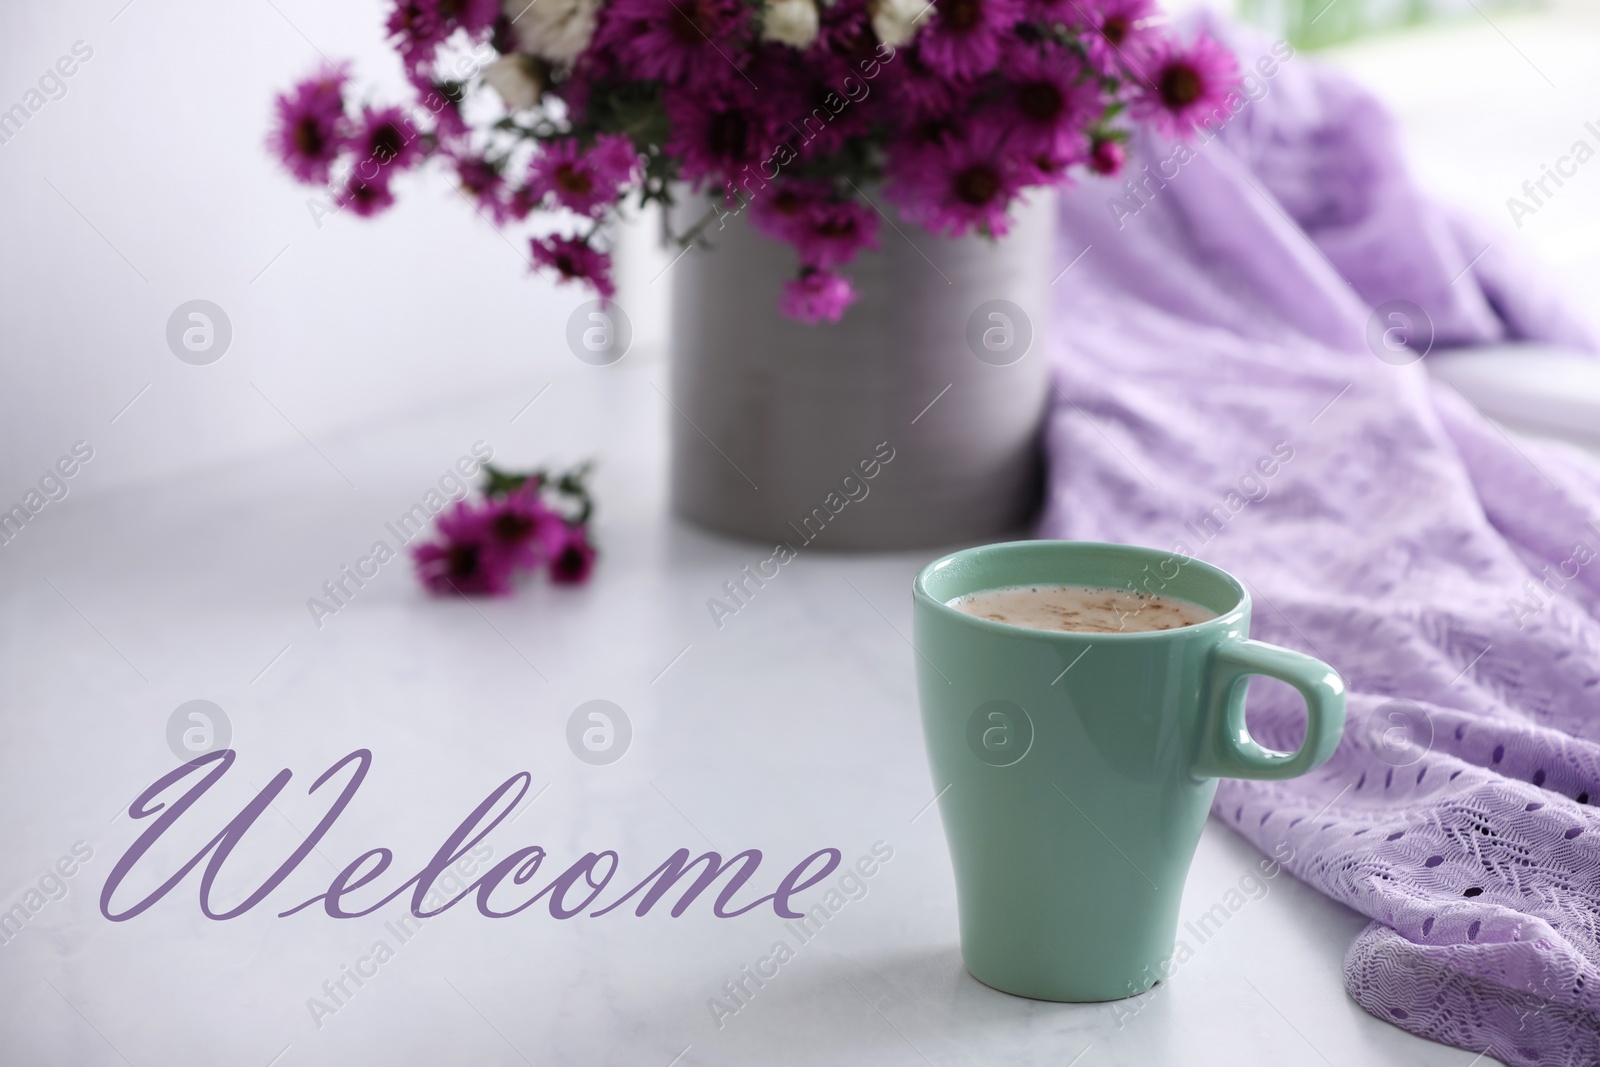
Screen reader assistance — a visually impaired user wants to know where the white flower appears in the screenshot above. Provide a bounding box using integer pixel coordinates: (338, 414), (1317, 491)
(503, 0), (602, 66)
(483, 54), (544, 111)
(762, 0), (820, 50)
(870, 0), (929, 48)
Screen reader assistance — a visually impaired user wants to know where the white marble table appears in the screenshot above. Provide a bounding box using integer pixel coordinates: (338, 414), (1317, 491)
(0, 347), (1495, 1067)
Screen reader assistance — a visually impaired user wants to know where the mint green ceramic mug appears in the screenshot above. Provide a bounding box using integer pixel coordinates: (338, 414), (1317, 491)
(913, 540), (1345, 1002)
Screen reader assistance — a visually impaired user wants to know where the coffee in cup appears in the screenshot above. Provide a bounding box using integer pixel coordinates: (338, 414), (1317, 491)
(947, 583), (1217, 633)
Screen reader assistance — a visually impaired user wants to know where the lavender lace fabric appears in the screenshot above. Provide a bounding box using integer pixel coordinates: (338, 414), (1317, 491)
(1040, 17), (1600, 1064)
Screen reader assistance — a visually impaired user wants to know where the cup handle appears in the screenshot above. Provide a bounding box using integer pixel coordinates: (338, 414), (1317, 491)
(1192, 638), (1346, 781)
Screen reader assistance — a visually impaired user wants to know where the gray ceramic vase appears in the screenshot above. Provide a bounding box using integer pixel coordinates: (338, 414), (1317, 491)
(667, 190), (1054, 551)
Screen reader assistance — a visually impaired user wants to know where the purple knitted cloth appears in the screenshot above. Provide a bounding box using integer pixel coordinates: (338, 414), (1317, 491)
(1041, 16), (1600, 1065)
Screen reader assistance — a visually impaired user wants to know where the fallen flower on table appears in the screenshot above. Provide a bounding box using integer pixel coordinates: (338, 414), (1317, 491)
(412, 461), (598, 596)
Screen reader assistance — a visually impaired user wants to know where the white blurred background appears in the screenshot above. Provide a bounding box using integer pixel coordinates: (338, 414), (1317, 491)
(2, 0), (1598, 498)
(0, 0), (671, 502)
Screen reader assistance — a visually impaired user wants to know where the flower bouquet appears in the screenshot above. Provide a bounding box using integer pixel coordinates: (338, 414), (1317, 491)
(272, 0), (1240, 323)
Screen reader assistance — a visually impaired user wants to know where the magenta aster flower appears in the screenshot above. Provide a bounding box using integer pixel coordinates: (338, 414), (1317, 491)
(484, 488), (564, 569)
(663, 79), (784, 189)
(998, 45), (1102, 161)
(586, 132), (642, 186)
(410, 71), (470, 141)
(527, 134), (639, 217)
(751, 182), (881, 269)
(412, 500), (517, 596)
(765, 50), (871, 162)
(1073, 0), (1160, 75)
(749, 181), (820, 243)
(789, 198), (880, 268)
(885, 49), (968, 124)
(1023, 0), (1074, 23)
(602, 0), (753, 88)
(548, 524), (598, 584)
(353, 105), (424, 174)
(887, 123), (1022, 237)
(780, 267), (857, 323)
(387, 0), (500, 71)
(814, 0), (874, 58)
(1132, 33), (1240, 139)
(455, 154), (511, 222)
(531, 235), (616, 302)
(914, 0), (1025, 80)
(507, 183), (539, 222)
(1088, 136), (1126, 175)
(270, 68), (350, 185)
(1014, 144), (1073, 186)
(336, 174), (396, 217)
